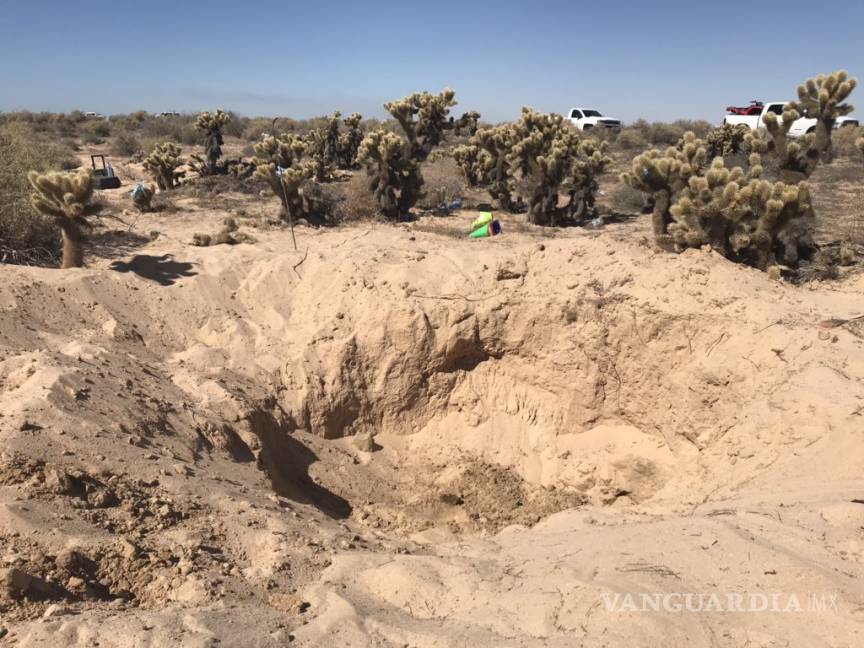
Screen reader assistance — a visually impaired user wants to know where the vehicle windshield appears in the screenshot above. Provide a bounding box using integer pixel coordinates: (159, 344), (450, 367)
(582, 110), (602, 117)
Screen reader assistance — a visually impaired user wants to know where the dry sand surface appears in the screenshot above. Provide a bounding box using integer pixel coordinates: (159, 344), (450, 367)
(1, 177), (864, 647)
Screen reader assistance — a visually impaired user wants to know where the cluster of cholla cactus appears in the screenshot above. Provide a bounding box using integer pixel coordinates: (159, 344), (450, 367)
(451, 143), (489, 186)
(384, 89), (458, 161)
(305, 111), (342, 181)
(28, 169), (102, 268)
(455, 109), (610, 224)
(705, 123), (750, 159)
(453, 111), (481, 136)
(142, 142), (185, 190)
(304, 111), (366, 176)
(622, 132), (813, 270)
(622, 132), (708, 236)
(193, 109), (231, 175)
(471, 124), (516, 208)
(337, 113), (364, 168)
(131, 182), (157, 212)
(355, 89), (460, 219)
(746, 71), (857, 179)
(356, 130), (423, 219)
(567, 138), (612, 221)
(505, 109), (611, 225)
(252, 133), (315, 223)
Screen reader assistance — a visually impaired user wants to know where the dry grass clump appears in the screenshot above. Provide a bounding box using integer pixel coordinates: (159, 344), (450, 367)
(417, 156), (466, 210)
(314, 173), (380, 223)
(0, 122), (81, 265)
(832, 125), (864, 158)
(616, 128), (647, 150)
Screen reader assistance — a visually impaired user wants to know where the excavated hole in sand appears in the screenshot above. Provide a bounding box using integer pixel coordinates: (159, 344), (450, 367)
(230, 291), (717, 537)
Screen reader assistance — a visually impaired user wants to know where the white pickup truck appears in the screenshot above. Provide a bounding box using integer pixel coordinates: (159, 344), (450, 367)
(723, 101), (858, 136)
(567, 108), (622, 131)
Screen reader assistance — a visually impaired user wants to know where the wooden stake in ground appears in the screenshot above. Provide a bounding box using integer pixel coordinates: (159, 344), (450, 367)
(277, 168), (297, 251)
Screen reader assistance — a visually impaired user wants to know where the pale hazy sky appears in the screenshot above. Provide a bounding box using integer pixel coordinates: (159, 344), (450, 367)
(1, 0), (861, 124)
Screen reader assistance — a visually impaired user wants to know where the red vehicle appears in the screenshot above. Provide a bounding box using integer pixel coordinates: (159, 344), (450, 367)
(725, 101), (764, 116)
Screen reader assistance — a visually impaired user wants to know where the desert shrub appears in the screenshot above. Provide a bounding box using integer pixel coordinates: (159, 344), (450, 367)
(644, 122), (685, 146)
(616, 128), (647, 150)
(831, 124), (864, 157)
(27, 169), (102, 268)
(609, 183), (646, 213)
(112, 131), (142, 157)
(142, 142), (185, 190)
(221, 112), (248, 139)
(81, 119), (111, 144)
(418, 155), (465, 209)
(0, 123), (81, 265)
(243, 117), (276, 142)
(139, 116), (184, 142)
(321, 173), (379, 223)
(672, 120), (712, 140)
(858, 136), (864, 160)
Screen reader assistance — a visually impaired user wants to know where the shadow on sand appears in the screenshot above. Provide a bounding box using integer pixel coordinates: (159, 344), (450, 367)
(109, 254), (198, 286)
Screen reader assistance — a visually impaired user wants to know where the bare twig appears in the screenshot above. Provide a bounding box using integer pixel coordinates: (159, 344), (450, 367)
(819, 315), (864, 329)
(413, 291), (500, 302)
(291, 247), (309, 278)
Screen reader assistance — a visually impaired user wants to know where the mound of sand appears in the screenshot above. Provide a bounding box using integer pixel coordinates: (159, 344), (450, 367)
(1, 202), (863, 646)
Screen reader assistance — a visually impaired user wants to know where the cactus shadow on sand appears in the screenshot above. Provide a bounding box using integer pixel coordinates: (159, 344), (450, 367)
(109, 254), (198, 286)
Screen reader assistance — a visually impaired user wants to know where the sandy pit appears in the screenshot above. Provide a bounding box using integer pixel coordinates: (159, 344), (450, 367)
(1, 179), (863, 646)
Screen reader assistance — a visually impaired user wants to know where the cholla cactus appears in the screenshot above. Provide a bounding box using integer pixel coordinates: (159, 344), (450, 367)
(668, 153), (812, 269)
(788, 71), (857, 154)
(748, 71), (858, 178)
(856, 136), (864, 160)
(453, 111), (481, 136)
(621, 132), (707, 235)
(252, 133), (315, 222)
(705, 123), (750, 158)
(131, 181), (156, 212)
(505, 109), (577, 224)
(498, 108), (612, 225)
(452, 144), (489, 186)
(142, 142), (184, 190)
(337, 112), (364, 168)
(472, 124), (516, 208)
(305, 111), (341, 180)
(567, 139), (612, 220)
(746, 107), (817, 178)
(195, 109), (231, 175)
(384, 89), (457, 160)
(356, 129), (423, 219)
(28, 169), (102, 268)
(624, 132), (813, 270)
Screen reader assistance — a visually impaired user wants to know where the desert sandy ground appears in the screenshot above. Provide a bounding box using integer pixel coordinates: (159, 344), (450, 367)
(1, 159), (864, 647)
